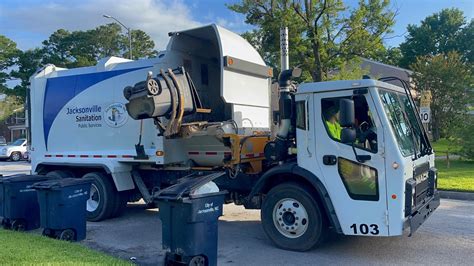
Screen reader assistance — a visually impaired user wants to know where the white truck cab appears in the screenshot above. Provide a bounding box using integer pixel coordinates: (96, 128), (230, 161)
(292, 79), (438, 238)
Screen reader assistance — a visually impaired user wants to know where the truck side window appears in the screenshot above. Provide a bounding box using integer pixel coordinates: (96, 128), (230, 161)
(295, 101), (307, 130)
(321, 95), (377, 153)
(338, 157), (379, 201)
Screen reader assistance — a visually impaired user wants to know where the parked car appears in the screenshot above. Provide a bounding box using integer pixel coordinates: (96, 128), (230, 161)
(0, 138), (28, 161)
(0, 136), (6, 146)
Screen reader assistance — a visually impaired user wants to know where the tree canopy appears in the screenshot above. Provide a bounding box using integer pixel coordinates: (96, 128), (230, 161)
(228, 0), (396, 81)
(399, 8), (473, 68)
(410, 52), (473, 142)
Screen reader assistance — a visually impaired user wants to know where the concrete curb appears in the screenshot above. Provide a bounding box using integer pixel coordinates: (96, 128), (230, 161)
(439, 190), (474, 201)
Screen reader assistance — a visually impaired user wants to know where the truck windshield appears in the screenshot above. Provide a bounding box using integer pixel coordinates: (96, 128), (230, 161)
(378, 90), (424, 158)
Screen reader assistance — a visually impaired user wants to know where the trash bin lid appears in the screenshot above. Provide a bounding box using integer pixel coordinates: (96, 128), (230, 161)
(0, 174), (54, 183)
(155, 172), (225, 201)
(32, 177), (93, 190)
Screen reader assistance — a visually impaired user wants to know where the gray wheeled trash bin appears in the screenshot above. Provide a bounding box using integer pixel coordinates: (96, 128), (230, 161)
(0, 174), (54, 231)
(32, 178), (92, 241)
(155, 172), (226, 266)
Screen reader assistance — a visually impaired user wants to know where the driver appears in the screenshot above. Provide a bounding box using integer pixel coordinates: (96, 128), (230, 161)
(323, 105), (341, 140)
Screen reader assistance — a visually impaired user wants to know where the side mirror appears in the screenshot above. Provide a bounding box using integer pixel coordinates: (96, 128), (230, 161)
(341, 128), (356, 144)
(339, 99), (355, 127)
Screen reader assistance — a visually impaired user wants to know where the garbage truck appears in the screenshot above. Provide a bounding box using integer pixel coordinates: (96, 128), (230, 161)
(29, 24), (439, 251)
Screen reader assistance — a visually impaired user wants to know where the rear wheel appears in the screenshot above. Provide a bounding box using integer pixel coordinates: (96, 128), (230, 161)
(83, 172), (116, 221)
(261, 182), (328, 251)
(10, 152), (21, 162)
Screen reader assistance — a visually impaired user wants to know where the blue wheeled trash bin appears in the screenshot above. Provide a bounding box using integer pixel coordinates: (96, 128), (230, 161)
(0, 174), (54, 231)
(32, 178), (92, 241)
(155, 172), (227, 266)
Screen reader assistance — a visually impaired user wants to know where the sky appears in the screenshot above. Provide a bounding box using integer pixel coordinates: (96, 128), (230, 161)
(0, 0), (473, 52)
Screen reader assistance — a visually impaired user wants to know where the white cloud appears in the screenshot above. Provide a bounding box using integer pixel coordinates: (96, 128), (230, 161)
(1, 0), (202, 50)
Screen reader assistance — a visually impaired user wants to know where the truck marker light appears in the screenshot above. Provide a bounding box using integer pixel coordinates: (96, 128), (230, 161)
(45, 155), (52, 157)
(55, 155), (63, 158)
(392, 162), (399, 169)
(122, 155), (133, 158)
(156, 151), (164, 156)
(227, 57), (234, 65)
(93, 155), (102, 158)
(80, 155), (89, 158)
(391, 194), (397, 199)
(107, 155), (117, 158)
(67, 155), (76, 158)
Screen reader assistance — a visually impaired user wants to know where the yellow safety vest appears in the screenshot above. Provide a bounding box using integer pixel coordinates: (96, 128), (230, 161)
(326, 121), (342, 140)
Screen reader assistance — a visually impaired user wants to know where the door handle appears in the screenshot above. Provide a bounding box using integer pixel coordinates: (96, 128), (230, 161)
(323, 155), (337, 165)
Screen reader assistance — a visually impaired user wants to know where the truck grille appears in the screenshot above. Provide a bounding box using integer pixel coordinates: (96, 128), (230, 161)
(405, 167), (437, 217)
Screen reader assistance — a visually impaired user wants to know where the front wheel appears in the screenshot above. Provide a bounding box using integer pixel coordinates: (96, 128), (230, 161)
(10, 152), (21, 162)
(261, 182), (327, 251)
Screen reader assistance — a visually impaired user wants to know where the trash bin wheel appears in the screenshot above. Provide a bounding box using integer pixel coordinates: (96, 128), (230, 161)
(261, 182), (328, 251)
(188, 255), (206, 266)
(42, 228), (53, 237)
(83, 172), (116, 221)
(11, 219), (26, 231)
(59, 229), (75, 241)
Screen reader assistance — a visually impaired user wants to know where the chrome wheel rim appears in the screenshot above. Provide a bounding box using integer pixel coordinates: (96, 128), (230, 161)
(273, 198), (309, 238)
(87, 184), (100, 212)
(12, 153), (20, 161)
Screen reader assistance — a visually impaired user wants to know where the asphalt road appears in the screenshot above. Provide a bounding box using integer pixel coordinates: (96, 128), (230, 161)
(1, 161), (473, 265)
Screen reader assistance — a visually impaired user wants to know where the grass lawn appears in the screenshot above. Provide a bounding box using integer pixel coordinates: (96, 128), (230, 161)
(0, 229), (128, 265)
(432, 139), (461, 157)
(436, 159), (474, 193)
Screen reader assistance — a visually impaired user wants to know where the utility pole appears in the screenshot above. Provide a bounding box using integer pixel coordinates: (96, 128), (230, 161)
(103, 14), (132, 60)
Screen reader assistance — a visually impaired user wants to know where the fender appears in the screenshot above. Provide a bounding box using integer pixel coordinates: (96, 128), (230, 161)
(249, 162), (342, 233)
(33, 162), (135, 191)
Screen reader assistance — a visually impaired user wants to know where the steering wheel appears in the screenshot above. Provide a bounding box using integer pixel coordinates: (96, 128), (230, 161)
(357, 121), (377, 149)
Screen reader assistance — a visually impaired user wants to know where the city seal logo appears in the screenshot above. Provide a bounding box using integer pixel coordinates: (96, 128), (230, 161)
(104, 103), (128, 128)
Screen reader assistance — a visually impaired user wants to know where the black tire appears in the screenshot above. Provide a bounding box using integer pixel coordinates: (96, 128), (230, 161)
(11, 219), (26, 231)
(10, 152), (21, 162)
(109, 191), (128, 218)
(46, 170), (75, 179)
(261, 182), (328, 251)
(83, 172), (117, 222)
(59, 229), (75, 241)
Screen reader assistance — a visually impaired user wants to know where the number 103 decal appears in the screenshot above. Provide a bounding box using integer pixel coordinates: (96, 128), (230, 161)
(350, 223), (379, 235)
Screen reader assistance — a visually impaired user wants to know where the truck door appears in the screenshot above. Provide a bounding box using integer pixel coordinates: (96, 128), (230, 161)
(313, 89), (388, 236)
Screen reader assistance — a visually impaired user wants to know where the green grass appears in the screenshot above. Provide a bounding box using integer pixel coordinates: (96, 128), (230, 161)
(0, 229), (128, 265)
(436, 159), (474, 192)
(432, 138), (461, 156)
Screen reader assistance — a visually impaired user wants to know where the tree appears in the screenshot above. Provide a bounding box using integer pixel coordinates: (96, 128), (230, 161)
(456, 116), (474, 160)
(125, 29), (157, 59)
(228, 0), (395, 82)
(0, 35), (20, 93)
(0, 95), (22, 121)
(410, 52), (473, 163)
(9, 49), (44, 102)
(399, 8), (473, 68)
